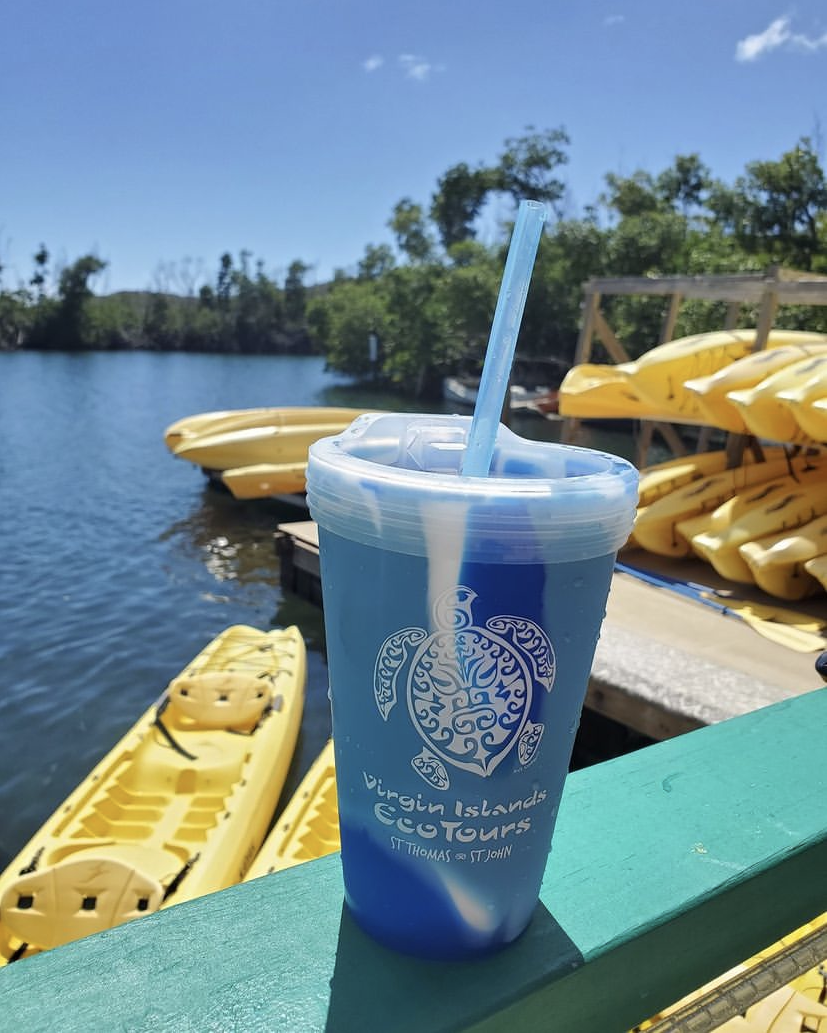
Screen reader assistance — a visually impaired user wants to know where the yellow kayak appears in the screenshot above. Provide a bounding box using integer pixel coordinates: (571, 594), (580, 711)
(777, 371), (827, 443)
(804, 553), (827, 593)
(222, 462), (309, 499)
(688, 461), (827, 583)
(0, 624), (306, 965)
(558, 364), (659, 420)
(796, 396), (827, 444)
(165, 407), (287, 451)
(636, 448), (787, 509)
(628, 329), (827, 423)
(738, 515), (827, 600)
(726, 355), (827, 443)
(632, 455), (799, 558)
(245, 738), (339, 880)
(164, 406), (368, 452)
(174, 418), (357, 472)
(684, 343), (827, 433)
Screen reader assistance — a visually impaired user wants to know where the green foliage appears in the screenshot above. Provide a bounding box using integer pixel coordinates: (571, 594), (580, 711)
(708, 137), (827, 270)
(388, 200), (434, 263)
(381, 264), (448, 392)
(307, 278), (389, 377)
(0, 288), (32, 349)
(495, 126), (570, 213)
(430, 163), (494, 249)
(436, 243), (501, 368)
(602, 171), (662, 218)
(523, 221), (609, 366)
(656, 154), (711, 215)
(4, 130), (827, 370)
(26, 254), (107, 350)
(284, 260), (309, 329)
(358, 244), (395, 280)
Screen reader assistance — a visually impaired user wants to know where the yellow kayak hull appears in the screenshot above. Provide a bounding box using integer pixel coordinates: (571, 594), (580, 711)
(632, 456), (801, 558)
(684, 343), (827, 433)
(738, 515), (827, 601)
(560, 331), (827, 425)
(636, 448), (787, 509)
(164, 406), (368, 452)
(629, 329), (827, 423)
(804, 553), (827, 592)
(777, 375), (827, 443)
(558, 364), (659, 420)
(245, 738), (339, 880)
(0, 624), (306, 964)
(174, 419), (357, 472)
(222, 462), (309, 499)
(727, 355), (827, 443)
(688, 461), (827, 582)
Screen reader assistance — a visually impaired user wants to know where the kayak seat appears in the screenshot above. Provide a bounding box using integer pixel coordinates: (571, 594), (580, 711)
(166, 671), (273, 729)
(0, 847), (167, 951)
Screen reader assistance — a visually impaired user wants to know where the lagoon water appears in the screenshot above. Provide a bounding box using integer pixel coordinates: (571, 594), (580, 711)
(0, 350), (641, 870)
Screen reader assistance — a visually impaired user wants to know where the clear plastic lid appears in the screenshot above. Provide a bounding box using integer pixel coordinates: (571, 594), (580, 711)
(307, 414), (639, 562)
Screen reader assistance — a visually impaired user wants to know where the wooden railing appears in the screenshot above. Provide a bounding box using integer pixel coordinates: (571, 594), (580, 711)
(1, 686), (826, 1031)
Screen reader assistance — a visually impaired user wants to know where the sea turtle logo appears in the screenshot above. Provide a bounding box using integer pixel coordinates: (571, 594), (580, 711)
(374, 587), (555, 790)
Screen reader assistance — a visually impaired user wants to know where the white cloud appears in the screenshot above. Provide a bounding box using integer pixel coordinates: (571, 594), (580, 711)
(735, 17), (790, 60)
(792, 27), (827, 52)
(362, 55), (384, 73)
(736, 16), (827, 61)
(399, 53), (432, 81)
(603, 15), (624, 27)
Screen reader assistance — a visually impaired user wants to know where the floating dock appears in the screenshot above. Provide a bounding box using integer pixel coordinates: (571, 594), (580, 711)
(275, 520), (825, 745)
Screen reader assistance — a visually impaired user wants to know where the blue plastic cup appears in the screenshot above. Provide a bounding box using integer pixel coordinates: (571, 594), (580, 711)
(307, 413), (638, 960)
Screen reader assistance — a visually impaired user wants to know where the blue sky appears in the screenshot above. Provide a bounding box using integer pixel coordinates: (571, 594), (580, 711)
(2, 0), (827, 295)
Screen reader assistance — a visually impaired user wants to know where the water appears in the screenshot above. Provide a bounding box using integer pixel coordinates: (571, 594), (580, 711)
(0, 350), (644, 870)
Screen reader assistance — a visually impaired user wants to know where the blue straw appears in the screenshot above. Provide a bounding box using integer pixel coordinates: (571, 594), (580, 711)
(461, 199), (547, 477)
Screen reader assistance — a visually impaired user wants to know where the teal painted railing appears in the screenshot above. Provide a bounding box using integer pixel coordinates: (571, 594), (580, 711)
(2, 687), (826, 1032)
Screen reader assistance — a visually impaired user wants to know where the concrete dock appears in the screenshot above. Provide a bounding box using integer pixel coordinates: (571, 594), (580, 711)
(275, 521), (827, 746)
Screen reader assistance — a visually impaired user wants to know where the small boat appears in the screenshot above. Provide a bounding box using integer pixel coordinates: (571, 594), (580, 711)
(509, 384), (557, 413)
(632, 454), (801, 558)
(164, 406), (367, 452)
(726, 354), (827, 443)
(442, 377), (553, 412)
(222, 462), (309, 499)
(738, 515), (827, 601)
(526, 389), (560, 416)
(0, 624), (306, 965)
(245, 738), (339, 880)
(442, 376), (479, 406)
(684, 343), (827, 433)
